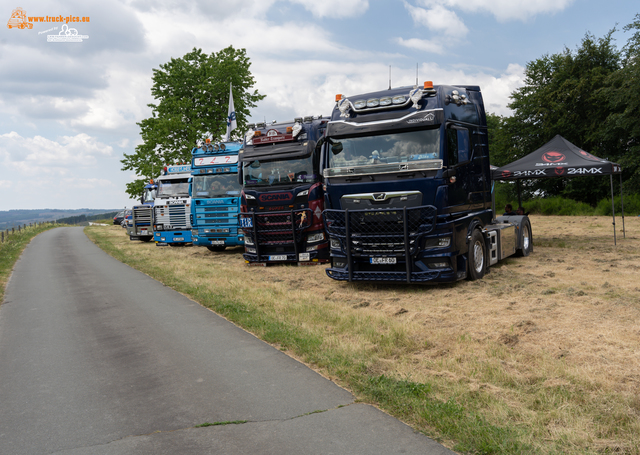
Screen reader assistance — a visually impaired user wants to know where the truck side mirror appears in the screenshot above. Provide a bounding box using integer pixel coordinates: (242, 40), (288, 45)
(443, 168), (457, 184)
(237, 165), (243, 186)
(331, 143), (343, 154)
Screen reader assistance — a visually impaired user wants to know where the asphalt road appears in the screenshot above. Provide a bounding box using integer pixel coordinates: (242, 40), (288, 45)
(0, 227), (455, 455)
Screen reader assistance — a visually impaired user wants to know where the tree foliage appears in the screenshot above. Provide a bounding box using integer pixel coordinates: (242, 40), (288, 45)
(121, 46), (265, 199)
(600, 14), (640, 192)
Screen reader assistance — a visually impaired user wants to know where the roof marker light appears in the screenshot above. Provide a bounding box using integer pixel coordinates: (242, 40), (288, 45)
(286, 126), (293, 133)
(424, 81), (433, 89)
(335, 94), (343, 102)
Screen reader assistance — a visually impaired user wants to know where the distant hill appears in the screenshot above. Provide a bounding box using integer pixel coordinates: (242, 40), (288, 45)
(0, 209), (121, 229)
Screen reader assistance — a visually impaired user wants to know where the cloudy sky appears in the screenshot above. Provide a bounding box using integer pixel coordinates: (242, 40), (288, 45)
(1, 0), (638, 211)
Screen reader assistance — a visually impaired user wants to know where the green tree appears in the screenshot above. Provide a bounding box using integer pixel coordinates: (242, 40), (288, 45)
(601, 14), (640, 192)
(505, 31), (621, 205)
(121, 46), (265, 199)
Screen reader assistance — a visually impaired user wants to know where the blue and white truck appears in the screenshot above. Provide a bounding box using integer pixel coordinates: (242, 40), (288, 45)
(153, 164), (193, 245)
(190, 140), (244, 251)
(322, 82), (532, 283)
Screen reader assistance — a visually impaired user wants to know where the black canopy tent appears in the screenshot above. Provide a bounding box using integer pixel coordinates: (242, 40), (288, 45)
(491, 135), (625, 244)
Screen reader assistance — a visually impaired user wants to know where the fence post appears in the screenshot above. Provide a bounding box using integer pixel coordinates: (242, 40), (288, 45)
(1, 232), (3, 243)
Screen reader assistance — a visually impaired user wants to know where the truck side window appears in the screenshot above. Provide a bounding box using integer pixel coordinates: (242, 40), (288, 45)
(447, 126), (470, 166)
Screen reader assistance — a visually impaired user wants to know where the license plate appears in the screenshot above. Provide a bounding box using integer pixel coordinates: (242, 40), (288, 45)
(211, 240), (225, 246)
(370, 257), (396, 264)
(269, 255), (287, 261)
(298, 253), (310, 261)
(141, 229), (148, 235)
(240, 217), (253, 228)
(174, 237), (184, 241)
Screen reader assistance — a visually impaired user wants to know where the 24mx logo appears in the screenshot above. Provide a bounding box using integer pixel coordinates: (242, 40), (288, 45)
(567, 167), (603, 175)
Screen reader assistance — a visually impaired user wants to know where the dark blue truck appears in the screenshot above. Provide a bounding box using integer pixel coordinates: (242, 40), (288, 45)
(322, 82), (532, 283)
(238, 117), (329, 265)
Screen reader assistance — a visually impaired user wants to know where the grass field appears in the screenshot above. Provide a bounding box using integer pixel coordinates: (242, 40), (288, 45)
(85, 215), (640, 454)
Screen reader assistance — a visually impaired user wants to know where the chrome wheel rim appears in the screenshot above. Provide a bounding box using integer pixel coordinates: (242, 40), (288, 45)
(473, 240), (484, 273)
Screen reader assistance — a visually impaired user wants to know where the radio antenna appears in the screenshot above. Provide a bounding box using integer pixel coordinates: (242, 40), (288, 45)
(416, 63), (419, 86)
(388, 65), (391, 90)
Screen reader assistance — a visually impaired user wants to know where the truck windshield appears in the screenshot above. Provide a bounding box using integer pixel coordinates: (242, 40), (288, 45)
(193, 174), (241, 198)
(328, 129), (441, 169)
(242, 156), (318, 188)
(157, 178), (190, 197)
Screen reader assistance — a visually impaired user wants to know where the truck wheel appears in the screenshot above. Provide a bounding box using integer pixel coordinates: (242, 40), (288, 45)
(467, 229), (486, 281)
(207, 245), (226, 252)
(516, 220), (532, 257)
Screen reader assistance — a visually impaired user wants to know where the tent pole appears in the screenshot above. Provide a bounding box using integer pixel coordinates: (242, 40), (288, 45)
(620, 173), (625, 239)
(517, 180), (522, 208)
(610, 174), (616, 245)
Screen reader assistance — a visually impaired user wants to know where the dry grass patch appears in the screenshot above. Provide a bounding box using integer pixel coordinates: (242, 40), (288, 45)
(86, 215), (640, 454)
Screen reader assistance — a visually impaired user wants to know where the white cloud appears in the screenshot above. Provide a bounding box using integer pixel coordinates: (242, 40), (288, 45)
(394, 37), (446, 55)
(61, 178), (115, 190)
(404, 1), (468, 36)
(288, 0), (369, 18)
(415, 0), (575, 22)
(0, 132), (113, 175)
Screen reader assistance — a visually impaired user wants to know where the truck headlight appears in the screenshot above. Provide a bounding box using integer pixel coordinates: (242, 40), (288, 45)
(244, 237), (254, 246)
(330, 238), (341, 249)
(245, 247), (256, 253)
(191, 230), (198, 237)
(424, 237), (451, 249)
(307, 232), (325, 243)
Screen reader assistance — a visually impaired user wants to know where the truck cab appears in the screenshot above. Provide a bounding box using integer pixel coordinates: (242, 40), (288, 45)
(152, 165), (192, 245)
(322, 82), (531, 283)
(190, 140), (244, 251)
(238, 117), (329, 265)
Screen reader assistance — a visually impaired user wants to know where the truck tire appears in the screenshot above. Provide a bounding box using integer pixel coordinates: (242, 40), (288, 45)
(467, 229), (486, 281)
(516, 220), (532, 257)
(206, 245), (226, 252)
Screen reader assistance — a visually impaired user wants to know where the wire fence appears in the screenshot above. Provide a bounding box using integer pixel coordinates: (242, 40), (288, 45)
(0, 221), (58, 243)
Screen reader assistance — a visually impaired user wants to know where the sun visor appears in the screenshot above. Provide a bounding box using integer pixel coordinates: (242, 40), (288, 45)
(239, 141), (314, 161)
